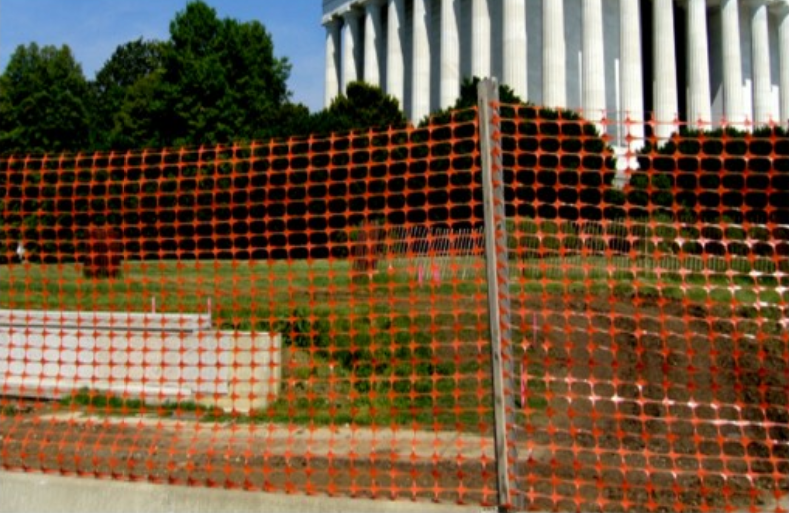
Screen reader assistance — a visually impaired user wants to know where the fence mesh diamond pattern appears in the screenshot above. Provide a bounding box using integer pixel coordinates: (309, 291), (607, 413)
(1, 101), (788, 512)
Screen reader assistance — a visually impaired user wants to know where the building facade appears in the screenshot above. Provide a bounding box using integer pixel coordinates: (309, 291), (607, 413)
(323, 0), (789, 142)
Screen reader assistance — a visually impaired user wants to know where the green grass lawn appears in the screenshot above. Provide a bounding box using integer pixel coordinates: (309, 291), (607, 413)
(0, 258), (489, 317)
(516, 253), (789, 306)
(3, 251), (783, 315)
(2, 251), (785, 429)
(1, 258), (496, 429)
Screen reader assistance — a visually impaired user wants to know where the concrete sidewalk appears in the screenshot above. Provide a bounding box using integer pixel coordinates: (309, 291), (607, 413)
(2, 410), (506, 508)
(0, 471), (481, 513)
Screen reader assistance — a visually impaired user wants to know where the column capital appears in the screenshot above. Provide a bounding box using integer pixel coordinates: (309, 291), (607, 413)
(341, 8), (361, 21)
(745, 0), (773, 9)
(769, 0), (789, 16)
(363, 0), (387, 10)
(322, 15), (341, 28)
(324, 1), (364, 22)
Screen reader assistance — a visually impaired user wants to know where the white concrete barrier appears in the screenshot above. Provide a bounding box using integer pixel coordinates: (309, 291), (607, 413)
(0, 309), (281, 413)
(0, 308), (212, 332)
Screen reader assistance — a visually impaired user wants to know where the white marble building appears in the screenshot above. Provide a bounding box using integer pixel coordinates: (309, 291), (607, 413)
(323, 0), (789, 142)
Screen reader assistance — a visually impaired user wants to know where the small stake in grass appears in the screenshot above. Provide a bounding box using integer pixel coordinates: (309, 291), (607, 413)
(520, 312), (538, 409)
(351, 220), (383, 282)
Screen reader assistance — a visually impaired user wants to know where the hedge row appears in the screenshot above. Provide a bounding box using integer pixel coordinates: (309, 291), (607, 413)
(2, 113), (788, 263)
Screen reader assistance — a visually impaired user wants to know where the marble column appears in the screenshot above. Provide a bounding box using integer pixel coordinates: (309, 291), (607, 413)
(720, 0), (745, 126)
(441, 0), (461, 109)
(503, 0), (527, 101)
(363, 0), (384, 87)
(543, 0), (566, 108)
(620, 0), (644, 147)
(412, 0), (431, 121)
(324, 18), (341, 107)
(471, 0), (491, 79)
(653, 0), (679, 139)
(751, 0), (773, 126)
(582, 0), (606, 124)
(342, 9), (361, 92)
(686, 0), (712, 129)
(387, 0), (406, 107)
(777, 4), (789, 125)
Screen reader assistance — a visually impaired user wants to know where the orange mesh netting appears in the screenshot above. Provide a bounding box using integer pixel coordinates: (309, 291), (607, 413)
(0, 103), (788, 512)
(500, 108), (789, 512)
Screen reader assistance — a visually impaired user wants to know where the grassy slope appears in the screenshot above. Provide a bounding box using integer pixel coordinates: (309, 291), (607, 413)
(1, 254), (784, 428)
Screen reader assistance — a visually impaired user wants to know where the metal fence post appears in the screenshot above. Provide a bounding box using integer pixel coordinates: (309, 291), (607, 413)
(478, 78), (520, 512)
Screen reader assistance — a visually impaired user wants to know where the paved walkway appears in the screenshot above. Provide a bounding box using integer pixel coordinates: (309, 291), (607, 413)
(0, 471), (481, 513)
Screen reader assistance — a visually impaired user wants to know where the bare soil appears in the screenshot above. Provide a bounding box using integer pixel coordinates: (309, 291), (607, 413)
(515, 291), (789, 512)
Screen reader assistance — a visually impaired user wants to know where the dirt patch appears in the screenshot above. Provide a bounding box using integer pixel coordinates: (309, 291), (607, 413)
(515, 292), (789, 512)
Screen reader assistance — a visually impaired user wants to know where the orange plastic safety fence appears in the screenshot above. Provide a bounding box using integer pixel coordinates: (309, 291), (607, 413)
(0, 103), (787, 512)
(501, 105), (789, 512)
(0, 109), (497, 504)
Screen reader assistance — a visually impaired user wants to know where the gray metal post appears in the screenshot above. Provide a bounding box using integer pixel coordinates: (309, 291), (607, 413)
(477, 78), (520, 511)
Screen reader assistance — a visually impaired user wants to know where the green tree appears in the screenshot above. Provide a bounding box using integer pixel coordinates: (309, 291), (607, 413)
(110, 70), (169, 149)
(432, 76), (524, 114)
(310, 81), (407, 134)
(160, 0), (293, 146)
(90, 38), (167, 149)
(426, 77), (615, 225)
(268, 102), (313, 138)
(0, 43), (91, 154)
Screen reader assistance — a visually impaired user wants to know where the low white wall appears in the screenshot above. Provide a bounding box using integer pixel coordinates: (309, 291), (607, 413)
(0, 308), (212, 332)
(0, 310), (281, 413)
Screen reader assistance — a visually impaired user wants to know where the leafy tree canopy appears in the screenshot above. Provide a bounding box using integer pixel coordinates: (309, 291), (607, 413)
(0, 43), (91, 154)
(83, 0), (298, 150)
(159, 0), (294, 146)
(446, 77), (524, 111)
(310, 81), (407, 135)
(91, 38), (167, 149)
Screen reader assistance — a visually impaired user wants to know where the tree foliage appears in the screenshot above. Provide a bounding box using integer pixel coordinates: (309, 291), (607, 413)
(90, 38), (167, 149)
(159, 1), (293, 146)
(0, 43), (91, 154)
(109, 70), (169, 149)
(428, 76), (525, 118)
(0, 1), (409, 154)
(309, 81), (407, 134)
(0, 0), (300, 153)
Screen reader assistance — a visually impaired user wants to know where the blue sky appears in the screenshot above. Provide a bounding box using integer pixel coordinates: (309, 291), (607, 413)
(0, 0), (326, 112)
